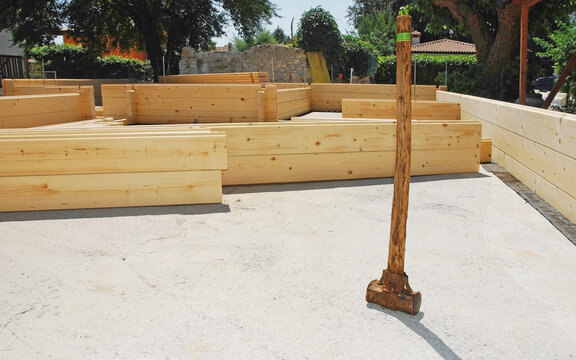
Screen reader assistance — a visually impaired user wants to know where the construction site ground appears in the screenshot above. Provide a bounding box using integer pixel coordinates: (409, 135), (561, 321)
(1, 164), (575, 359)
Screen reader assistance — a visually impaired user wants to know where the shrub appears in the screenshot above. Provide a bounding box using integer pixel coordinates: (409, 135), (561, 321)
(27, 44), (152, 80)
(340, 35), (380, 79)
(375, 54), (477, 93)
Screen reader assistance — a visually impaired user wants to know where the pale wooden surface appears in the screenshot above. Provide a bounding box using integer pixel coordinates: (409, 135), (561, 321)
(0, 170), (222, 212)
(158, 72), (269, 84)
(437, 90), (576, 223)
(199, 121), (481, 185)
(0, 94), (85, 128)
(311, 84), (438, 112)
(342, 99), (461, 120)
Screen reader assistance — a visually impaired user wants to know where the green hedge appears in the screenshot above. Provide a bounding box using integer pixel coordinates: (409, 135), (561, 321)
(375, 54), (477, 93)
(28, 44), (152, 81)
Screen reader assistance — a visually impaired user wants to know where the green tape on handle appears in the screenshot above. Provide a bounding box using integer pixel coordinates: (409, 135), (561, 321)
(396, 33), (411, 42)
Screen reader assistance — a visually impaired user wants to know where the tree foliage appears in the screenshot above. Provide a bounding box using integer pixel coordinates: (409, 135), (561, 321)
(535, 17), (576, 111)
(0, 0), (278, 80)
(357, 9), (396, 56)
(0, 0), (64, 50)
(415, 0), (576, 100)
(27, 44), (152, 80)
(272, 26), (290, 44)
(296, 6), (342, 66)
(341, 35), (380, 79)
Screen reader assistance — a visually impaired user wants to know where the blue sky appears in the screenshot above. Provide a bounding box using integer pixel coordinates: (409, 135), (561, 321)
(214, 0), (355, 46)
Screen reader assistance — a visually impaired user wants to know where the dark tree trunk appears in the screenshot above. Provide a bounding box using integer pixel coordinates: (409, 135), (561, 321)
(133, 0), (164, 82)
(430, 0), (522, 100)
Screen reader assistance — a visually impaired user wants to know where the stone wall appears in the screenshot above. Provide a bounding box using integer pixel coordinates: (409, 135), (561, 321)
(179, 45), (311, 83)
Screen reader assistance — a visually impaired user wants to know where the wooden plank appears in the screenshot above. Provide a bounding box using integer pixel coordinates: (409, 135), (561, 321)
(134, 112), (261, 124)
(460, 94), (576, 160)
(272, 83), (310, 89)
(158, 72), (269, 84)
(205, 121), (481, 156)
(258, 90), (265, 122)
(12, 85), (81, 96)
(480, 120), (576, 199)
(342, 99), (461, 120)
(481, 138), (492, 163)
(310, 84), (438, 111)
(495, 150), (576, 224)
(264, 84), (278, 122)
(222, 148), (479, 185)
(0, 170), (222, 212)
(0, 133), (228, 176)
(79, 86), (96, 120)
(435, 90), (461, 103)
(0, 94), (84, 128)
(134, 96), (260, 110)
(132, 84), (263, 98)
(102, 84), (134, 118)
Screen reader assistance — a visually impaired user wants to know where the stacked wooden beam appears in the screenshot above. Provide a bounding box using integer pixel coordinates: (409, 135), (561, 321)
(1, 78), (133, 106)
(310, 84), (438, 112)
(200, 121), (481, 185)
(102, 84), (279, 123)
(277, 87), (311, 120)
(158, 72), (269, 84)
(0, 92), (96, 129)
(0, 128), (227, 211)
(341, 99), (461, 120)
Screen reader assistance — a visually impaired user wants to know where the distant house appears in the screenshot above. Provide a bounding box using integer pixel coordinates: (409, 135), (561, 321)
(0, 30), (27, 79)
(412, 38), (476, 56)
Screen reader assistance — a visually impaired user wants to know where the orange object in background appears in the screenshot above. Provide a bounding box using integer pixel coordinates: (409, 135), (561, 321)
(63, 34), (147, 61)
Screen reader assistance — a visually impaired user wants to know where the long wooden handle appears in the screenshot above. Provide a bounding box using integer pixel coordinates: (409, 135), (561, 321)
(387, 15), (412, 275)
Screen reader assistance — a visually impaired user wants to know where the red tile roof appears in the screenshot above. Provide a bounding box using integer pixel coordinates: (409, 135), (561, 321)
(412, 39), (476, 54)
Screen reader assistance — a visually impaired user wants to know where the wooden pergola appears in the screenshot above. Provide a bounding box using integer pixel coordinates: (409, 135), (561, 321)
(515, 0), (541, 105)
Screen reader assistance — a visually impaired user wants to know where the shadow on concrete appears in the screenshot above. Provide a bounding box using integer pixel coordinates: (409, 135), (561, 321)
(224, 172), (490, 195)
(367, 303), (462, 360)
(0, 203), (231, 223)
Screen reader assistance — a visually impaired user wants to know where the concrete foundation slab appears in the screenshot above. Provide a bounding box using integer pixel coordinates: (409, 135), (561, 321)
(1, 166), (575, 359)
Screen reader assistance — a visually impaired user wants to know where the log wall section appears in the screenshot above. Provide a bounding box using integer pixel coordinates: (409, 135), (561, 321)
(103, 84), (280, 123)
(1, 78), (133, 106)
(0, 128), (227, 211)
(437, 90), (576, 223)
(158, 72), (269, 84)
(342, 99), (461, 120)
(200, 121), (481, 185)
(277, 87), (311, 120)
(310, 84), (438, 112)
(0, 93), (95, 128)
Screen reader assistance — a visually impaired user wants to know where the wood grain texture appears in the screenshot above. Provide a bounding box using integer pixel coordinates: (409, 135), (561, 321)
(342, 99), (461, 120)
(0, 94), (84, 128)
(388, 14), (412, 275)
(0, 170), (223, 211)
(310, 84), (438, 112)
(0, 133), (228, 176)
(158, 72), (269, 84)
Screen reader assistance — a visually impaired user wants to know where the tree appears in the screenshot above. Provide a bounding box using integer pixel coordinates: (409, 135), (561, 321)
(341, 35), (380, 79)
(416, 0), (576, 100)
(0, 0), (278, 80)
(535, 17), (576, 111)
(357, 9), (396, 56)
(272, 26), (289, 44)
(252, 30), (278, 45)
(0, 0), (64, 50)
(296, 7), (342, 67)
(347, 0), (468, 43)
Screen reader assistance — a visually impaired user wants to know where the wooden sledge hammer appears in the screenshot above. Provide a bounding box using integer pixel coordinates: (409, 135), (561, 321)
(366, 13), (421, 315)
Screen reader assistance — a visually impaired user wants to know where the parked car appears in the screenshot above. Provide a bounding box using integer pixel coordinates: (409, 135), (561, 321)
(532, 76), (557, 92)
